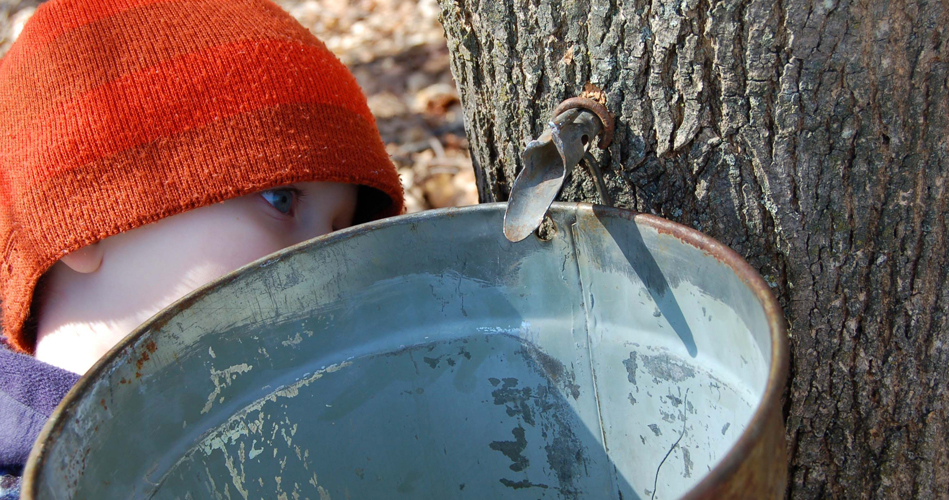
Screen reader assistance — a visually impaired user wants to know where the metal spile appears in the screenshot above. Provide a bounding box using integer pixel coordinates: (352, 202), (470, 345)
(503, 97), (614, 242)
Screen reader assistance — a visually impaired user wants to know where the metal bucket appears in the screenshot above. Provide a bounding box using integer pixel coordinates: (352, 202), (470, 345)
(23, 203), (788, 499)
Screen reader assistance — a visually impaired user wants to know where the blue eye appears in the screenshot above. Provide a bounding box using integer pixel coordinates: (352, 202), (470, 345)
(261, 189), (295, 215)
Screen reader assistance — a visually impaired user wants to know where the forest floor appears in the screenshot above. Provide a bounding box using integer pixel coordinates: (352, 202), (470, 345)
(0, 0), (477, 213)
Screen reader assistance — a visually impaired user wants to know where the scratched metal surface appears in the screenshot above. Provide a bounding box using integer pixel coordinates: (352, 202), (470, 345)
(24, 203), (784, 500)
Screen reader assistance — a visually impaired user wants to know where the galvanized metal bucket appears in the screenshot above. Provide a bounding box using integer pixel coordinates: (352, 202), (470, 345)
(23, 203), (788, 499)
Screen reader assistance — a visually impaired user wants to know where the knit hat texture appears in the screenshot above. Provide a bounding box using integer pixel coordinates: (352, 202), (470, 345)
(0, 0), (405, 353)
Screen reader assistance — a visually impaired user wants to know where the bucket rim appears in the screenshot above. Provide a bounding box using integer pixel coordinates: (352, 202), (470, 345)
(23, 202), (788, 499)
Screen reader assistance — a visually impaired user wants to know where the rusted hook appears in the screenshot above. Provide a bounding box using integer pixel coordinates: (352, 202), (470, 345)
(552, 97), (614, 149)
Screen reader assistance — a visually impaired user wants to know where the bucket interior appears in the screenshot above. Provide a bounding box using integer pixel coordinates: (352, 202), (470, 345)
(29, 204), (777, 500)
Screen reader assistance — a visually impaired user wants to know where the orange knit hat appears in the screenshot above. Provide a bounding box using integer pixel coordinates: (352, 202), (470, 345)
(0, 0), (404, 353)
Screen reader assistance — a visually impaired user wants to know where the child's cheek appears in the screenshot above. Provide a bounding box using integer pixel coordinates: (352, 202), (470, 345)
(194, 202), (299, 272)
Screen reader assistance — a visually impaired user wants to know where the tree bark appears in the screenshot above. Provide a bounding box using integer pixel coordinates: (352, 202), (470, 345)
(437, 0), (949, 497)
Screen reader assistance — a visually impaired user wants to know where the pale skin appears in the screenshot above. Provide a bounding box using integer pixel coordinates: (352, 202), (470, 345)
(33, 182), (358, 374)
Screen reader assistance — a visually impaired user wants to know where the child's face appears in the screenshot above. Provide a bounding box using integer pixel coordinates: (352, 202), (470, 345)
(33, 182), (358, 374)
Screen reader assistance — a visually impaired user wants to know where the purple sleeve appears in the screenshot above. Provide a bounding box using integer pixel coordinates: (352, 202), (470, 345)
(0, 346), (80, 474)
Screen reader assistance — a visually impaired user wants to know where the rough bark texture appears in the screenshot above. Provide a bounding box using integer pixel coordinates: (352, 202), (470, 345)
(437, 0), (949, 497)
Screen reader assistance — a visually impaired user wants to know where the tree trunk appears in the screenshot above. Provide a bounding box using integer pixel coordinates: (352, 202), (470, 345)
(436, 0), (948, 497)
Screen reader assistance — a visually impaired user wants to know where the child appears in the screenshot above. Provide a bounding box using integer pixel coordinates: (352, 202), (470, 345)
(0, 0), (404, 496)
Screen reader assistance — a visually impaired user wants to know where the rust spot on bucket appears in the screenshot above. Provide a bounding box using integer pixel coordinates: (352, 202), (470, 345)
(135, 351), (150, 370)
(99, 399), (107, 411)
(136, 340), (157, 371)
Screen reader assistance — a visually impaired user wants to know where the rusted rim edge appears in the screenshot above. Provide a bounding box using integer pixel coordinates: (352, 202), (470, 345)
(578, 204), (789, 500)
(23, 203), (788, 499)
